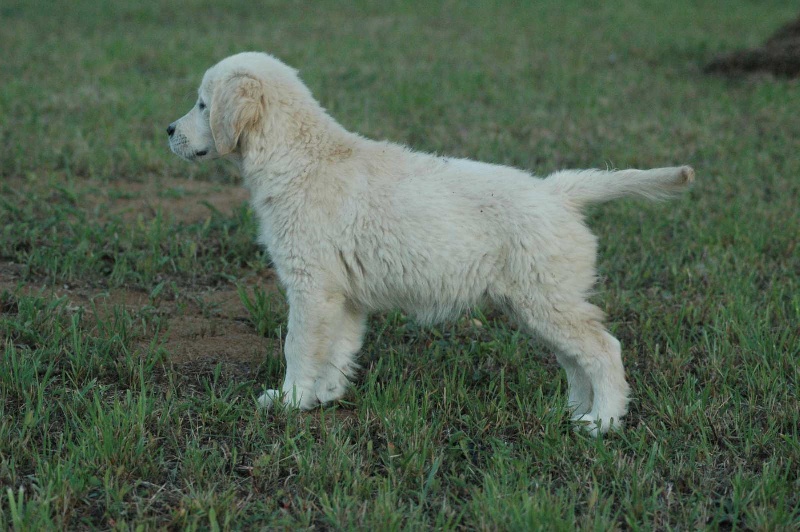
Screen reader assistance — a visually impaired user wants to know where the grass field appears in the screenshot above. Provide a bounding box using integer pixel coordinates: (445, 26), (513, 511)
(2, 0), (799, 529)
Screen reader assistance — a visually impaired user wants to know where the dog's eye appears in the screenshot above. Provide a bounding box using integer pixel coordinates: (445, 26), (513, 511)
(198, 101), (206, 110)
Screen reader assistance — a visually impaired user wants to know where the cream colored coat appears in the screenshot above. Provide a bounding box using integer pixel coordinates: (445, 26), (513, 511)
(169, 52), (694, 435)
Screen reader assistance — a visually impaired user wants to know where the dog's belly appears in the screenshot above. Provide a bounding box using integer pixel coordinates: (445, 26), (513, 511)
(336, 239), (502, 324)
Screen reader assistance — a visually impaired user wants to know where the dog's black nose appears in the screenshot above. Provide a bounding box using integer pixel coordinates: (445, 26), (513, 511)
(166, 124), (176, 137)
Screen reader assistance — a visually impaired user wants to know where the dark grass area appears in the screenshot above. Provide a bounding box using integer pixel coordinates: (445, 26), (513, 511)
(706, 14), (800, 77)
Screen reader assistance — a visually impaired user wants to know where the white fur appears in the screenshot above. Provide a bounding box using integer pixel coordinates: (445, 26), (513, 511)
(168, 52), (695, 435)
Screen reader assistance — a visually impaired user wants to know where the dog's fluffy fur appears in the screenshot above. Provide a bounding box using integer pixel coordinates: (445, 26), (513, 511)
(168, 52), (694, 435)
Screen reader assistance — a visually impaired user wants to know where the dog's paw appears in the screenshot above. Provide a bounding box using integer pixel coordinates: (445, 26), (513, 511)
(257, 389), (283, 409)
(257, 387), (318, 410)
(568, 401), (593, 419)
(573, 412), (624, 437)
(313, 374), (349, 405)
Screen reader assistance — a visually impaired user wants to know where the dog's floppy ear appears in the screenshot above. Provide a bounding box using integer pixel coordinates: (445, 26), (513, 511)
(210, 73), (265, 155)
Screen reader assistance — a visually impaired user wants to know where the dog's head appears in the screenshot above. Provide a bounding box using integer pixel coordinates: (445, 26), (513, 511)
(167, 52), (300, 161)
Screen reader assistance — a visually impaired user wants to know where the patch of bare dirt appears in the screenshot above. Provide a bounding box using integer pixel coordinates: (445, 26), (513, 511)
(151, 273), (283, 369)
(0, 175), (281, 379)
(1, 270), (282, 379)
(705, 15), (800, 77)
(88, 175), (250, 224)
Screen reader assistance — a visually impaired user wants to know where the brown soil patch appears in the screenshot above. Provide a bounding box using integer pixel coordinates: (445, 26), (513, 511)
(1, 267), (282, 380)
(1, 176), (282, 380)
(88, 175), (250, 224)
(152, 273), (283, 369)
(705, 15), (800, 77)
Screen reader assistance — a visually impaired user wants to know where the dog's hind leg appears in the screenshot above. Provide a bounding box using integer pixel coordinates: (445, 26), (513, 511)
(509, 296), (629, 435)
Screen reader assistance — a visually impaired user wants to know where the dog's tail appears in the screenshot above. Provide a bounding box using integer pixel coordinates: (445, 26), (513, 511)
(544, 166), (695, 208)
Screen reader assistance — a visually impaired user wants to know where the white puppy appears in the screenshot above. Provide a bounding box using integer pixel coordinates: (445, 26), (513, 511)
(168, 52), (694, 435)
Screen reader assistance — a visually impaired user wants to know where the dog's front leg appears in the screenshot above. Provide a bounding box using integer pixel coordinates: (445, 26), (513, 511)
(257, 289), (343, 410)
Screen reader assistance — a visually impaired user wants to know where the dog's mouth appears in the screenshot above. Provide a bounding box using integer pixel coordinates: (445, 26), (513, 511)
(168, 137), (210, 162)
(169, 146), (196, 162)
(179, 150), (209, 162)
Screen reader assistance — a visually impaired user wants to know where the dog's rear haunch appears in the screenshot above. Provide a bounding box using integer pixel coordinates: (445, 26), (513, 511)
(168, 52), (694, 435)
